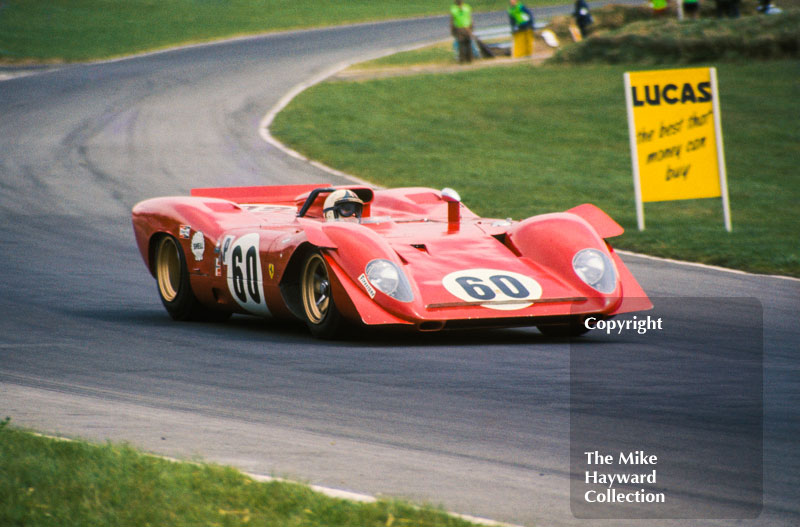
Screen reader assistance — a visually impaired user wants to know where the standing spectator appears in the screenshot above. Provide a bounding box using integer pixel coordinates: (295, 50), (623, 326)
(508, 0), (535, 58)
(683, 0), (700, 19)
(651, 0), (668, 16)
(450, 0), (474, 64)
(573, 0), (593, 38)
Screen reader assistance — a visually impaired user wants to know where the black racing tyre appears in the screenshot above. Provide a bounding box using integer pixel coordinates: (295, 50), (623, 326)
(536, 315), (591, 337)
(300, 251), (343, 339)
(154, 235), (230, 322)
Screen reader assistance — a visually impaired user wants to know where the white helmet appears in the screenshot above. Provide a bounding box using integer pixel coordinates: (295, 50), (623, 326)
(323, 189), (364, 221)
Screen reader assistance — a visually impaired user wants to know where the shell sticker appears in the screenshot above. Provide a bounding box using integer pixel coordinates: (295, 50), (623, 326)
(191, 231), (205, 261)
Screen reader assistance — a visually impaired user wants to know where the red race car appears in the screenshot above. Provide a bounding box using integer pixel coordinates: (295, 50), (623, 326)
(132, 184), (651, 338)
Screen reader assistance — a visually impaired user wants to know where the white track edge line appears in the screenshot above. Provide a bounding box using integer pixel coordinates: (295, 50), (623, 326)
(258, 38), (447, 189)
(0, 16), (447, 84)
(30, 432), (522, 527)
(617, 250), (800, 282)
(248, 473), (523, 527)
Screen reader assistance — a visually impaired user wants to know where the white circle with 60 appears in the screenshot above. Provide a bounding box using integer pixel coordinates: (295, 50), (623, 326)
(225, 233), (270, 316)
(442, 269), (542, 311)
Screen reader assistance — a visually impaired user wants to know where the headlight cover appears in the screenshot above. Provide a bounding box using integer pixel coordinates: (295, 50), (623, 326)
(365, 259), (414, 302)
(573, 248), (617, 294)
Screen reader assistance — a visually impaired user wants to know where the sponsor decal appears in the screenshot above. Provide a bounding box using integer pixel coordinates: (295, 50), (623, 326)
(179, 225), (191, 239)
(358, 274), (376, 299)
(224, 233), (270, 316)
(191, 231), (205, 261)
(442, 268), (542, 311)
(214, 257), (222, 277)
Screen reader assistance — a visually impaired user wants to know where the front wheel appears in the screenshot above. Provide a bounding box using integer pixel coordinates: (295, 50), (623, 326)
(300, 251), (343, 338)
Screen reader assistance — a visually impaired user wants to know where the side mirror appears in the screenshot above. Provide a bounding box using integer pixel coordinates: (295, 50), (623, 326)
(441, 187), (461, 203)
(441, 188), (461, 231)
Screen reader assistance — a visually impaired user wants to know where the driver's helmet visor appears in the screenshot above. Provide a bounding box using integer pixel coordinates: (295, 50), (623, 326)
(336, 202), (362, 218)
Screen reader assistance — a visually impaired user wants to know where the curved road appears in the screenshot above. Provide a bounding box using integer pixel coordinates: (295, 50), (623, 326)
(1, 10), (798, 527)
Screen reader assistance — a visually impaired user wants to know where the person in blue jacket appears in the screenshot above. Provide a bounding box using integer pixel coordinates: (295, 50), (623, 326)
(573, 0), (593, 38)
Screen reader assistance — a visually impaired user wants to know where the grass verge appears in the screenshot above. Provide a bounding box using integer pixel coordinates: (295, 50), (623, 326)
(356, 42), (460, 69)
(0, 421), (480, 527)
(271, 59), (800, 277)
(0, 0), (524, 63)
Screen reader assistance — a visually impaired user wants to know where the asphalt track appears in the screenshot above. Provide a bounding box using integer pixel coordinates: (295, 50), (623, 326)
(1, 9), (798, 527)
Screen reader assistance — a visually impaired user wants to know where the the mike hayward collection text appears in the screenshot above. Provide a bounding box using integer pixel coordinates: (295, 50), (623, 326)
(583, 450), (666, 504)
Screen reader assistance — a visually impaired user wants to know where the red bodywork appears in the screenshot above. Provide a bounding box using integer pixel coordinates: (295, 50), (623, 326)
(132, 184), (651, 332)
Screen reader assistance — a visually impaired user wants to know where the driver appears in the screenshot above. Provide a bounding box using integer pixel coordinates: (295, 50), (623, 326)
(322, 189), (364, 222)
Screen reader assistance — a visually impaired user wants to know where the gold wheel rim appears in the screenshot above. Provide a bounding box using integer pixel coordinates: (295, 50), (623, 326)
(156, 237), (181, 303)
(302, 254), (330, 325)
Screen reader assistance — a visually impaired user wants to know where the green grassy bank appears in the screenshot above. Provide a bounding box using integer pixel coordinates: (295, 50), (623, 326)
(551, 6), (800, 64)
(271, 59), (800, 276)
(0, 421), (479, 527)
(0, 0), (529, 63)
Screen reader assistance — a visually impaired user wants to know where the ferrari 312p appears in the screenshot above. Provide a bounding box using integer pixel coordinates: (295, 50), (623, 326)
(131, 184), (651, 338)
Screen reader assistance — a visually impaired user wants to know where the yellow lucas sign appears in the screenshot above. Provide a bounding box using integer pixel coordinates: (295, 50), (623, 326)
(624, 67), (731, 231)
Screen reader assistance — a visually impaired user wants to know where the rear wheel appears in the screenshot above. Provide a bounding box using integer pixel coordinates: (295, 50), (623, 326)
(154, 235), (229, 322)
(300, 251), (342, 338)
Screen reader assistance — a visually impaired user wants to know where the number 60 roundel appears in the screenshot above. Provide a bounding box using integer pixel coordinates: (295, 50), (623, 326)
(442, 269), (542, 311)
(225, 233), (270, 316)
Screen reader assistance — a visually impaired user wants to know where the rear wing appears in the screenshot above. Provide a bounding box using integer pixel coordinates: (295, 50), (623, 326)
(191, 184), (322, 205)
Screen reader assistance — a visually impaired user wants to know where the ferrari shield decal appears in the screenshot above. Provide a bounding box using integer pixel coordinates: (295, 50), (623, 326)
(442, 269), (542, 311)
(220, 235), (234, 261)
(225, 233), (270, 316)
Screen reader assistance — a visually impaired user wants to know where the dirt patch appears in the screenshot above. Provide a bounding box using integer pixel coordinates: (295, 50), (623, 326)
(331, 49), (555, 82)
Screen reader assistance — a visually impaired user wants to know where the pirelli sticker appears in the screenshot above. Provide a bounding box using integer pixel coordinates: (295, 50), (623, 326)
(358, 274), (376, 299)
(624, 67), (731, 231)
